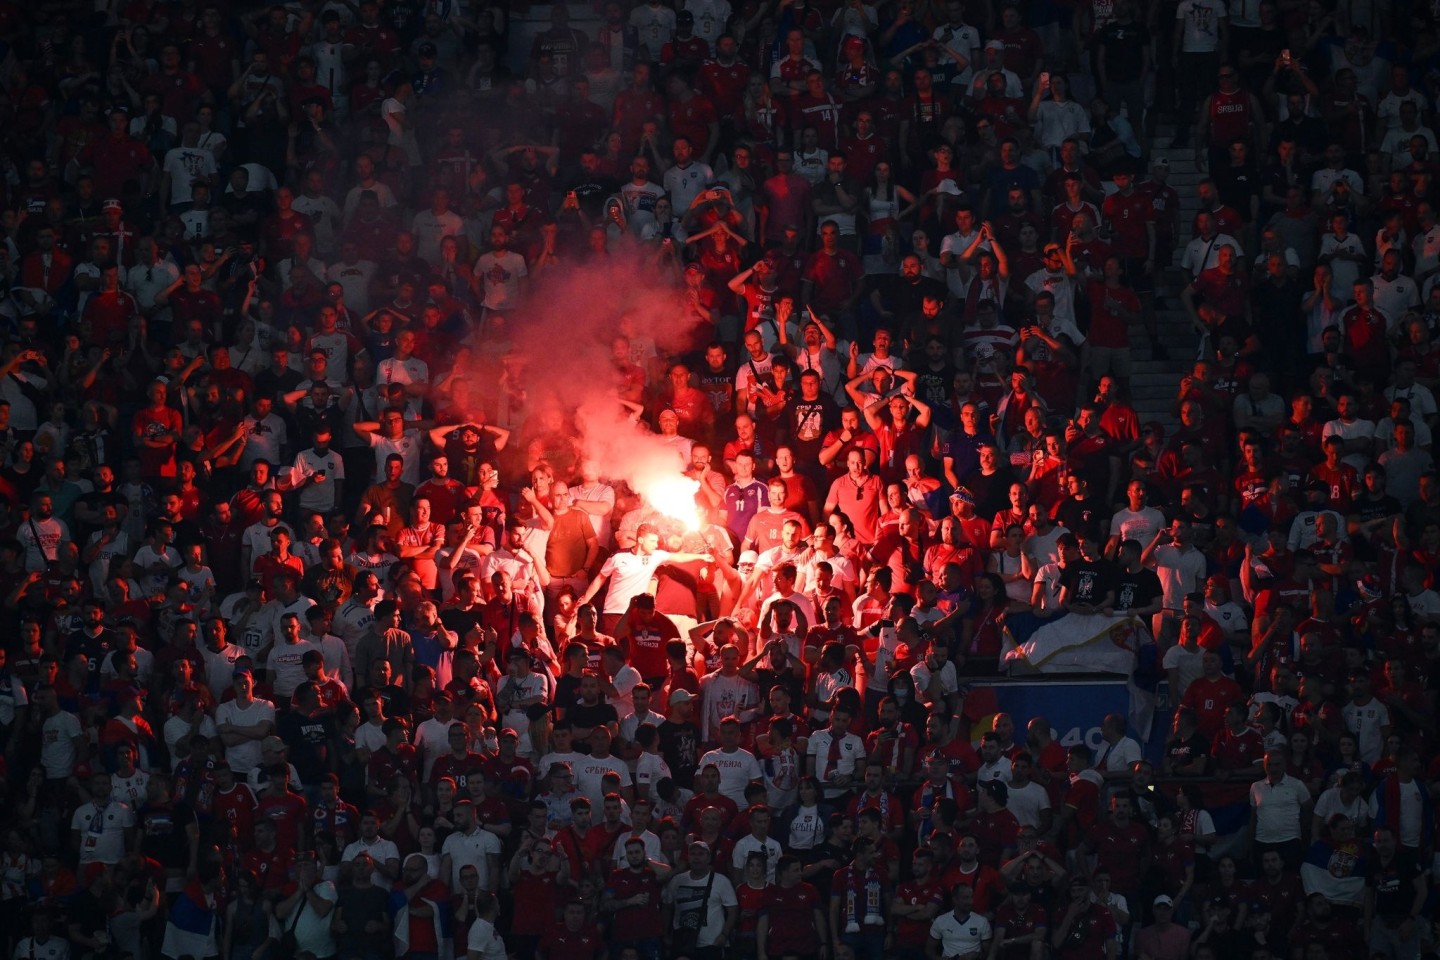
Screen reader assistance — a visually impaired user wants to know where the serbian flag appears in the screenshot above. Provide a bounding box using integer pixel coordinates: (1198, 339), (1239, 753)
(161, 879), (218, 959)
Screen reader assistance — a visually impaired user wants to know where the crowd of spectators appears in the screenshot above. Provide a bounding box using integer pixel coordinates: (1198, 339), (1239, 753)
(1, 1), (1440, 960)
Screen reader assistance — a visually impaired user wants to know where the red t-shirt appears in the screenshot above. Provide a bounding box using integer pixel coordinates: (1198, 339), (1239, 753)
(801, 249), (862, 312)
(605, 866), (666, 939)
(132, 404), (182, 478)
(621, 615), (681, 678)
(1101, 190), (1152, 258)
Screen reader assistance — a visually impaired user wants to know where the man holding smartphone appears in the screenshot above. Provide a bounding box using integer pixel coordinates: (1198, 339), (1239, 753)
(286, 428), (345, 515)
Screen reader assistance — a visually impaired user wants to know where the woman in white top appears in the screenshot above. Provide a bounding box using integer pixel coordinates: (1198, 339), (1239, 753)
(987, 523), (1036, 605)
(1028, 74), (1091, 155)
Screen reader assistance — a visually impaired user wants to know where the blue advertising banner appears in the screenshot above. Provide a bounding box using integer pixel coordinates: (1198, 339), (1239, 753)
(966, 678), (1135, 753)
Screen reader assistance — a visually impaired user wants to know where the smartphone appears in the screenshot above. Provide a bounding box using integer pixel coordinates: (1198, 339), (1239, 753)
(1281, 49), (1291, 61)
(1039, 71), (1050, 87)
(316, 469), (325, 477)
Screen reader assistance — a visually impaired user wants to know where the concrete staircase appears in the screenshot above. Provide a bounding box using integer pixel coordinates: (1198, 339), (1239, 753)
(1124, 124), (1206, 432)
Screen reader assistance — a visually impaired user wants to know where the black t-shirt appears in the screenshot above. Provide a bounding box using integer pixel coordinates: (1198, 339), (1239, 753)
(440, 606), (485, 640)
(909, 362), (955, 410)
(1165, 731), (1211, 773)
(568, 699), (620, 734)
(1369, 852), (1424, 919)
(1060, 559), (1112, 605)
(1054, 496), (1104, 544)
(1213, 163), (1260, 221)
(1112, 567), (1163, 613)
(659, 719), (701, 788)
(278, 708), (337, 785)
(878, 273), (947, 321)
(698, 363), (738, 429)
(1097, 21), (1150, 83)
(140, 800), (197, 869)
(566, 174), (620, 219)
(784, 395), (840, 462)
(336, 883), (391, 953)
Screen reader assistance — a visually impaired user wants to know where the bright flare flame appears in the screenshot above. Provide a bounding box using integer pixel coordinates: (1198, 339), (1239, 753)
(641, 474), (702, 531)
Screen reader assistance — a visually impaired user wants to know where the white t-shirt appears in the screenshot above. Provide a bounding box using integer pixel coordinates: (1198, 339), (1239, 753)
(697, 747), (763, 804)
(72, 800), (135, 864)
(574, 752), (633, 806)
(41, 710), (82, 778)
(1176, 0), (1226, 52)
(595, 549), (673, 615)
(468, 919), (508, 960)
(930, 910), (993, 958)
(1109, 507), (1166, 547)
(214, 697), (277, 773)
(162, 145), (218, 206)
(1341, 698), (1391, 763)
(341, 835), (402, 889)
(1006, 780), (1052, 830)
(664, 870), (738, 947)
(366, 428), (424, 484)
(473, 249), (528, 310)
(1249, 775), (1311, 843)
(440, 827), (502, 890)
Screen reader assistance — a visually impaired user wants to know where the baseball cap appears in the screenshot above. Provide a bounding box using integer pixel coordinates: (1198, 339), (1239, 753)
(1153, 895), (1174, 907)
(985, 39), (1005, 50)
(419, 42), (437, 56)
(102, 198), (123, 212)
(499, 728), (520, 740)
(739, 550), (759, 565)
(1140, 421), (1166, 438)
(232, 666), (253, 679)
(669, 689), (695, 705)
(950, 487), (975, 505)
(1151, 157), (1170, 169)
(261, 736), (285, 752)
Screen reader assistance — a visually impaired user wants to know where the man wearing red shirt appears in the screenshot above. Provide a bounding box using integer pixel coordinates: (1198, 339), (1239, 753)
(212, 763), (258, 843)
(75, 106), (155, 202)
(1056, 746), (1103, 847)
(890, 848), (945, 953)
(613, 63), (667, 153)
(84, 262), (140, 346)
(615, 595), (681, 684)
(1051, 875), (1117, 960)
(1077, 795), (1149, 903)
(431, 721), (486, 793)
(802, 223), (863, 319)
(240, 819), (294, 893)
(142, 43), (207, 124)
(540, 900), (606, 960)
(938, 835), (1006, 913)
(992, 885), (1048, 959)
(1180, 650), (1245, 738)
(666, 73), (719, 160)
(839, 112), (889, 187)
(256, 764), (309, 861)
(758, 855), (825, 958)
(792, 71), (844, 151)
(699, 37), (751, 120)
(1341, 277), (1391, 381)
(132, 378), (183, 480)
(393, 853), (452, 956)
(604, 838), (669, 951)
(1208, 702), (1266, 806)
